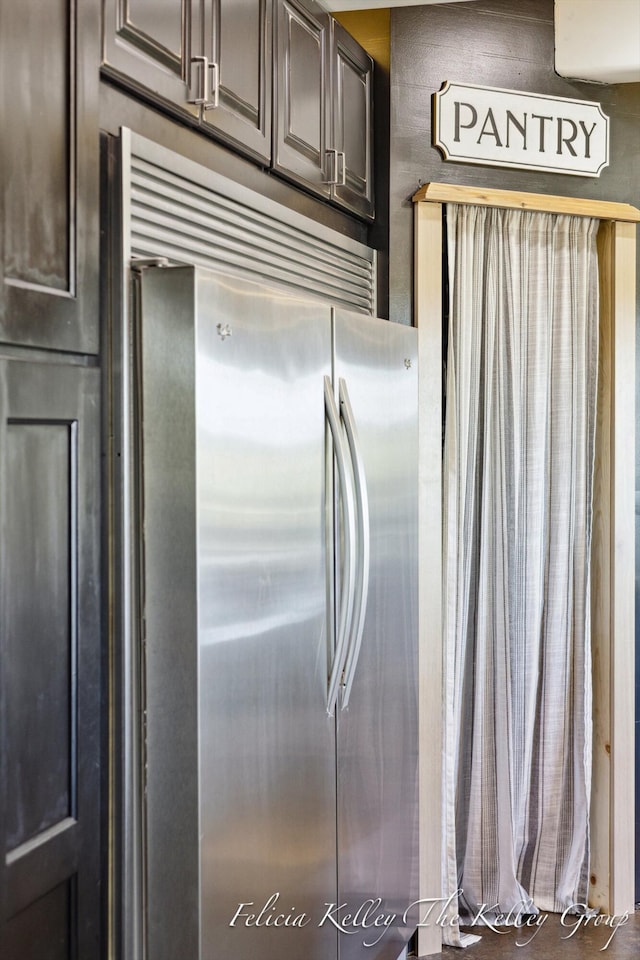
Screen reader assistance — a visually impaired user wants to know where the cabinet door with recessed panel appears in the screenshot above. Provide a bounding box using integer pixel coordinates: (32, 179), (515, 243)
(273, 0), (332, 197)
(201, 0), (273, 163)
(0, 0), (100, 353)
(331, 20), (374, 219)
(102, 0), (201, 119)
(0, 360), (101, 960)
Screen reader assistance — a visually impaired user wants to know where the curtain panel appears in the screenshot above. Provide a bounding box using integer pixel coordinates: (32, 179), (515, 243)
(442, 204), (599, 941)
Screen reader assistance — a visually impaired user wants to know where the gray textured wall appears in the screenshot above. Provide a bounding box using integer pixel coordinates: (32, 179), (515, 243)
(389, 0), (640, 901)
(389, 0), (640, 326)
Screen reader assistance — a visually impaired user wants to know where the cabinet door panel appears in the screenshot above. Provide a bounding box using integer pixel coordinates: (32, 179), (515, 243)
(127, 0), (184, 59)
(0, 0), (99, 352)
(202, 0), (272, 162)
(0, 360), (101, 959)
(331, 21), (374, 219)
(274, 0), (330, 196)
(102, 0), (199, 119)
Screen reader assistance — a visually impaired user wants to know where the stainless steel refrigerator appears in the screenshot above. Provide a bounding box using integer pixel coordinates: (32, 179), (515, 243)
(134, 265), (419, 960)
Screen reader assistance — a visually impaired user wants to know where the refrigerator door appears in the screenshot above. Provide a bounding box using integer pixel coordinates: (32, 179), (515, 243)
(138, 266), (339, 960)
(333, 309), (419, 960)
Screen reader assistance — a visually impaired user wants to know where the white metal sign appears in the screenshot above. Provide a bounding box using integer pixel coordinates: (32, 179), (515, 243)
(433, 81), (609, 177)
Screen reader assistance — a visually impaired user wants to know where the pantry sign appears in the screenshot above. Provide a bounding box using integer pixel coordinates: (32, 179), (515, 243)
(433, 81), (609, 177)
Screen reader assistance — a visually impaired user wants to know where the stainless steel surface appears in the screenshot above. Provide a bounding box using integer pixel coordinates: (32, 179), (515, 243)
(116, 128), (376, 960)
(109, 136), (146, 960)
(196, 271), (338, 960)
(337, 376), (370, 711)
(135, 267), (200, 960)
(325, 375), (357, 717)
(122, 129), (377, 315)
(138, 266), (339, 960)
(334, 309), (419, 960)
(134, 265), (419, 960)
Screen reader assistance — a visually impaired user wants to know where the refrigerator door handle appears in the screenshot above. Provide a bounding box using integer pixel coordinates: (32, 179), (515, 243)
(338, 378), (370, 710)
(324, 376), (357, 716)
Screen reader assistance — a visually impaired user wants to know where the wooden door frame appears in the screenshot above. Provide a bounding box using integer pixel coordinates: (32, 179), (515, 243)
(413, 183), (640, 957)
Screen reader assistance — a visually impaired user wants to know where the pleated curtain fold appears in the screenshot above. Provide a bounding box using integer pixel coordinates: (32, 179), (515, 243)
(442, 203), (599, 944)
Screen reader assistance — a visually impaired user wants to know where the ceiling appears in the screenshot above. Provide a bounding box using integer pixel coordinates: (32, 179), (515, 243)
(555, 0), (640, 83)
(323, 0), (640, 84)
(325, 1), (467, 9)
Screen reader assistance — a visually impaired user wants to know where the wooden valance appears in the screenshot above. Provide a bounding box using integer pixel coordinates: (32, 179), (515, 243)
(412, 182), (640, 222)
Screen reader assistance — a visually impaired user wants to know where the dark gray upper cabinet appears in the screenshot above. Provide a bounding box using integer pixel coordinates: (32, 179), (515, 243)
(102, 0), (374, 218)
(0, 0), (100, 353)
(331, 20), (374, 219)
(273, 0), (374, 218)
(103, 0), (272, 162)
(273, 0), (332, 197)
(201, 0), (273, 163)
(102, 0), (201, 119)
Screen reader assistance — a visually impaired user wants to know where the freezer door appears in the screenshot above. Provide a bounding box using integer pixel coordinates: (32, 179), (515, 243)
(333, 309), (419, 960)
(138, 266), (339, 960)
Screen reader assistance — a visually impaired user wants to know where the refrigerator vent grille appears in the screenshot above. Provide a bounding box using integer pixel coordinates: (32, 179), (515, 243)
(124, 133), (376, 315)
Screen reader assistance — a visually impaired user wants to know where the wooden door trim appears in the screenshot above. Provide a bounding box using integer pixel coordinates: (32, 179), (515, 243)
(414, 186), (637, 955)
(414, 201), (443, 959)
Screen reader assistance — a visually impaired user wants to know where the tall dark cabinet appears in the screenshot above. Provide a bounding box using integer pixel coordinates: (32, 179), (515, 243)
(0, 0), (102, 957)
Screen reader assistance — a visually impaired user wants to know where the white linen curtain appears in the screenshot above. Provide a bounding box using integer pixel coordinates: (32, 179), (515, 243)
(442, 204), (599, 943)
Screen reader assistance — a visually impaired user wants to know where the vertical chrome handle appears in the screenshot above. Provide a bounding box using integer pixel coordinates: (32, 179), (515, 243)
(325, 148), (339, 185)
(189, 56), (219, 110)
(325, 376), (356, 716)
(203, 61), (220, 110)
(189, 56), (210, 106)
(338, 151), (347, 187)
(338, 378), (370, 710)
